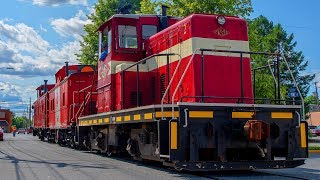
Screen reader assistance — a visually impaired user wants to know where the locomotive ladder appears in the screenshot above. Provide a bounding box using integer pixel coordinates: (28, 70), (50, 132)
(71, 85), (97, 122)
(161, 49), (305, 124)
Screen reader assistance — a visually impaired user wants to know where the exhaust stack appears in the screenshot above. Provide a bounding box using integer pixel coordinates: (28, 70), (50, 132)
(65, 61), (69, 77)
(160, 5), (169, 31)
(44, 80), (48, 93)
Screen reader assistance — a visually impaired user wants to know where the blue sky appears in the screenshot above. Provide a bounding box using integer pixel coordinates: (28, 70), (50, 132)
(0, 0), (319, 115)
(0, 0), (95, 115)
(251, 0), (320, 74)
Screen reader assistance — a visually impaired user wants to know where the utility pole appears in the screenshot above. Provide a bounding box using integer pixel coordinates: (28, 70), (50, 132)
(315, 82), (319, 106)
(29, 97), (31, 127)
(23, 110), (26, 128)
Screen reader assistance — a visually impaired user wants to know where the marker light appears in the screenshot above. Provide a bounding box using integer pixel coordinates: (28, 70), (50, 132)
(217, 16), (226, 25)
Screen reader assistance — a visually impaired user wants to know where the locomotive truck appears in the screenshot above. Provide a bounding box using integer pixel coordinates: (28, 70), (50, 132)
(34, 9), (308, 171)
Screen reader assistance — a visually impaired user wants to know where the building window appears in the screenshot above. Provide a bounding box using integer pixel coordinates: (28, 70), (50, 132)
(118, 25), (137, 48)
(142, 25), (157, 40)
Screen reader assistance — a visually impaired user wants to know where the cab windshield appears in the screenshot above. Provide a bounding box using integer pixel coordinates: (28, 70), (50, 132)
(118, 25), (137, 48)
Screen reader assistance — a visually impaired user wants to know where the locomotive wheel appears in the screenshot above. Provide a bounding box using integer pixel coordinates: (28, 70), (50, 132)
(106, 151), (112, 157)
(174, 166), (183, 172)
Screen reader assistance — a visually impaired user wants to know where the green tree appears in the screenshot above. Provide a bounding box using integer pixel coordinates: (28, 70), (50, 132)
(138, 0), (158, 14)
(12, 116), (29, 129)
(139, 0), (253, 17)
(79, 0), (141, 65)
(248, 16), (314, 101)
(304, 94), (319, 116)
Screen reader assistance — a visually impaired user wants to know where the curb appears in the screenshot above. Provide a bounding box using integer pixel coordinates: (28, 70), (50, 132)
(309, 150), (320, 153)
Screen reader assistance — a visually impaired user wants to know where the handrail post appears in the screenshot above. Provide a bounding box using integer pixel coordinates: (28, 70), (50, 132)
(201, 50), (204, 102)
(83, 91), (86, 116)
(160, 54), (182, 119)
(171, 49), (200, 119)
(166, 55), (170, 103)
(281, 54), (304, 123)
(277, 55), (281, 104)
(273, 59), (277, 102)
(121, 71), (124, 109)
(136, 64), (140, 107)
(253, 69), (256, 103)
(240, 52), (244, 103)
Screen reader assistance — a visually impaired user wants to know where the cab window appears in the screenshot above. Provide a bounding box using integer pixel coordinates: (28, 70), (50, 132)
(102, 27), (111, 54)
(142, 25), (157, 39)
(107, 30), (111, 53)
(118, 25), (137, 48)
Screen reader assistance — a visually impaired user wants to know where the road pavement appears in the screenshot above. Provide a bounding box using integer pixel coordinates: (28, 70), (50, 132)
(0, 133), (319, 180)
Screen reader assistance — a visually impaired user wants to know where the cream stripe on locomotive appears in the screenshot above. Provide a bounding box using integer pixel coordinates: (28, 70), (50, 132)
(103, 37), (250, 75)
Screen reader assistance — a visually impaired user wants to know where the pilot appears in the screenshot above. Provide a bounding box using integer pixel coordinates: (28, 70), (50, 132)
(99, 43), (108, 61)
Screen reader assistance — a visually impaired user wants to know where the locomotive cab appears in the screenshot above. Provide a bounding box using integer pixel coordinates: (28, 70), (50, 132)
(96, 14), (179, 112)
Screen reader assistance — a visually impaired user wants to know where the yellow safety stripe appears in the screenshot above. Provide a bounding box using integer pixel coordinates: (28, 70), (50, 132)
(232, 112), (254, 119)
(124, 115), (131, 122)
(189, 111), (214, 118)
(116, 116), (122, 122)
(144, 113), (153, 120)
(271, 112), (293, 119)
(170, 121), (178, 150)
(155, 111), (179, 118)
(300, 123), (307, 148)
(134, 114), (141, 121)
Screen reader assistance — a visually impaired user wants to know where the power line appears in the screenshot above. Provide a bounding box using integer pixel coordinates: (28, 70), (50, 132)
(284, 25), (320, 31)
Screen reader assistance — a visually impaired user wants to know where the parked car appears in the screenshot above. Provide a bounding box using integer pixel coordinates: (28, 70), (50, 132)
(309, 126), (317, 135)
(26, 127), (33, 134)
(313, 126), (320, 136)
(17, 128), (26, 134)
(0, 128), (3, 141)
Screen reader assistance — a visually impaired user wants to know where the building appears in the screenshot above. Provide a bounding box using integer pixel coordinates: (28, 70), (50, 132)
(307, 112), (320, 127)
(0, 109), (13, 133)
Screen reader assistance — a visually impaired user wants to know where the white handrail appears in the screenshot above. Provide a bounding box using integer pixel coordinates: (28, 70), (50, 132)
(171, 49), (200, 119)
(75, 92), (91, 119)
(267, 59), (286, 104)
(160, 54), (182, 119)
(267, 59), (278, 89)
(280, 54), (305, 122)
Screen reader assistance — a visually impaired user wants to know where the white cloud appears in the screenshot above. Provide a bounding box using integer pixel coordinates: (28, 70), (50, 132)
(32, 0), (87, 7)
(47, 40), (81, 64)
(0, 41), (20, 63)
(0, 21), (49, 55)
(0, 81), (23, 103)
(0, 20), (81, 78)
(50, 10), (91, 40)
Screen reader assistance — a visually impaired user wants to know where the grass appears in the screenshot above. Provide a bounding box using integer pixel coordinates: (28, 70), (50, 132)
(309, 146), (320, 150)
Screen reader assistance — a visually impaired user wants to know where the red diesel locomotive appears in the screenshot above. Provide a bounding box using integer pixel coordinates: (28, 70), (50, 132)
(33, 82), (54, 136)
(33, 63), (96, 144)
(34, 9), (308, 171)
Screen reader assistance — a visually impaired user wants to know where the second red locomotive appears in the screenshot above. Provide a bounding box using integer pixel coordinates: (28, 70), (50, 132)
(33, 63), (96, 145)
